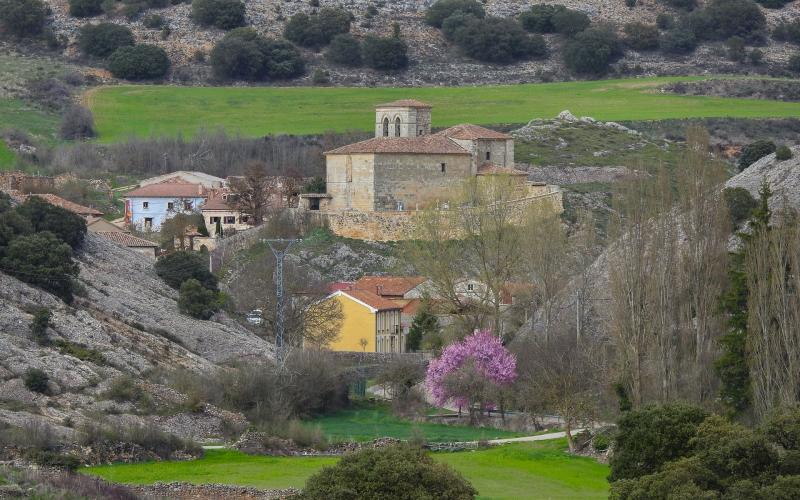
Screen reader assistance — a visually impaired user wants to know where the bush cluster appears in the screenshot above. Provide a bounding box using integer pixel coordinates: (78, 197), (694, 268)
(686, 0), (766, 43)
(284, 7), (352, 48)
(361, 35), (408, 70)
(775, 145), (793, 161)
(23, 368), (50, 393)
(624, 22), (659, 51)
(0, 195), (85, 302)
(424, 0), (484, 28)
(78, 420), (200, 459)
(210, 28), (305, 80)
(773, 20), (800, 45)
(108, 44), (170, 80)
(563, 26), (622, 75)
(738, 140), (776, 171)
(519, 5), (590, 37)
(69, 0), (103, 18)
(611, 405), (800, 498)
(325, 33), (362, 66)
(0, 0), (48, 38)
(445, 15), (547, 64)
(191, 0), (245, 30)
(60, 105), (96, 140)
(723, 187), (758, 225)
(78, 23), (135, 58)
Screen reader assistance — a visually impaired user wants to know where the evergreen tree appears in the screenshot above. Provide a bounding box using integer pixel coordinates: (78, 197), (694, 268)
(406, 305), (438, 352)
(215, 218), (223, 237)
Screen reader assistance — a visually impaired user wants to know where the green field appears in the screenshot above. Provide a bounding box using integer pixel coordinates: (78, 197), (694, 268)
(86, 77), (800, 142)
(0, 142), (15, 170)
(84, 440), (609, 499)
(0, 99), (60, 144)
(304, 401), (525, 442)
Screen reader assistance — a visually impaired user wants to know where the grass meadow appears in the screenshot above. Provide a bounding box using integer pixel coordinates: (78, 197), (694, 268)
(84, 440), (609, 499)
(86, 77), (800, 142)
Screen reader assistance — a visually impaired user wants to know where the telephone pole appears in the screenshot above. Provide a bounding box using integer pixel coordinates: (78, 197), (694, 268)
(264, 239), (299, 361)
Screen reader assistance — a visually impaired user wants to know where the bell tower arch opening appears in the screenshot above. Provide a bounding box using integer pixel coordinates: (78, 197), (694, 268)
(374, 100), (432, 138)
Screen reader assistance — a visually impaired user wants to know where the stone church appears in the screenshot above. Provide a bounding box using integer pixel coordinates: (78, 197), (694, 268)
(322, 100), (526, 212)
(298, 100), (562, 240)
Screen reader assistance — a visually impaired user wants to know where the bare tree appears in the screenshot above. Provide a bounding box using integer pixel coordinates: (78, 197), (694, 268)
(229, 161), (272, 225)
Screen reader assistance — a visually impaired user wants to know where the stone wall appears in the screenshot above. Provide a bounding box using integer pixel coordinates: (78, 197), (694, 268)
(326, 154), (376, 211)
(373, 153), (471, 211)
(374, 106), (431, 138)
(320, 186), (563, 241)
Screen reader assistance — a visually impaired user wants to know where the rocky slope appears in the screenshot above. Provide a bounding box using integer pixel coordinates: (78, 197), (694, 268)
(726, 145), (800, 212)
(40, 0), (800, 86)
(0, 233), (270, 443)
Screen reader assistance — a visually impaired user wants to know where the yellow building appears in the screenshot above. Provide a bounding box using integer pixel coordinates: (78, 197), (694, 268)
(326, 290), (403, 353)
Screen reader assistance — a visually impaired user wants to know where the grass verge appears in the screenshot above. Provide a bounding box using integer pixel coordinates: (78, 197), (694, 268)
(83, 440), (609, 499)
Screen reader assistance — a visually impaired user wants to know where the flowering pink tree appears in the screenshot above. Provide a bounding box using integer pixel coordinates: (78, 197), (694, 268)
(426, 330), (517, 423)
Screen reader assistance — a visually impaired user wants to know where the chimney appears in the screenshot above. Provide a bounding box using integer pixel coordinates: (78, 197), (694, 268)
(376, 285), (384, 296)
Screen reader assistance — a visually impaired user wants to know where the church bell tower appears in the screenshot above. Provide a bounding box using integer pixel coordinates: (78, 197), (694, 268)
(374, 100), (432, 138)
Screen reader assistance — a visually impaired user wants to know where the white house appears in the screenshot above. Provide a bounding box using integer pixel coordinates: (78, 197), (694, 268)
(123, 181), (208, 231)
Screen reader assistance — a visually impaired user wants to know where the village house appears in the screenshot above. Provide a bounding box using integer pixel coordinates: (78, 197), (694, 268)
(137, 171), (225, 189)
(201, 194), (252, 235)
(86, 217), (160, 258)
(324, 289), (403, 353)
(123, 181), (208, 231)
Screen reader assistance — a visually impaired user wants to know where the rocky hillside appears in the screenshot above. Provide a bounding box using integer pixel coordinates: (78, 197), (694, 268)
(40, 0), (800, 86)
(0, 233), (270, 444)
(726, 145), (800, 211)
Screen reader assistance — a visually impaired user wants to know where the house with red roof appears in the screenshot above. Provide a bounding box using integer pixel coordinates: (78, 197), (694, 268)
(123, 180), (208, 231)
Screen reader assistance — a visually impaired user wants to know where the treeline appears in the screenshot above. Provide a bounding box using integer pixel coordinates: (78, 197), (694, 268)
(0, 193), (86, 302)
(18, 128), (369, 179)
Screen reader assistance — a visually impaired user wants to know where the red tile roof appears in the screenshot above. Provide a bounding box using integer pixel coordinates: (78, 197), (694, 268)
(438, 124), (512, 141)
(340, 289), (401, 311)
(95, 231), (159, 248)
(354, 276), (427, 297)
(476, 163), (529, 176)
(26, 193), (103, 216)
(376, 99), (432, 108)
(125, 181), (207, 198)
(325, 135), (469, 155)
(202, 196), (233, 211)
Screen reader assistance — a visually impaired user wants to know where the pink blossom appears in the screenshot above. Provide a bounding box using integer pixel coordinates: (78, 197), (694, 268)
(425, 329), (517, 407)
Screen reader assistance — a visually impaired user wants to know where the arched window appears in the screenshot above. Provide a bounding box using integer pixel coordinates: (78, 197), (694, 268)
(395, 117), (401, 137)
(382, 117), (389, 137)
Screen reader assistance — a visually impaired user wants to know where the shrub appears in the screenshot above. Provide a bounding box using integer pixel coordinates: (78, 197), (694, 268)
(69, 0), (103, 17)
(300, 444), (477, 499)
(0, 0), (47, 38)
(424, 0), (484, 28)
(108, 44), (170, 80)
(550, 8), (591, 37)
(748, 48), (763, 65)
(104, 375), (150, 404)
(362, 35), (408, 70)
(593, 433), (610, 451)
(725, 36), (746, 62)
(449, 16), (547, 64)
(624, 22), (659, 51)
(755, 0), (791, 7)
(660, 0), (696, 9)
(660, 26), (697, 54)
(78, 23), (135, 58)
(563, 26), (621, 75)
(723, 187), (758, 225)
(60, 105), (96, 141)
(178, 278), (222, 319)
(625, 0), (636, 7)
(656, 13), (674, 30)
(16, 196), (87, 249)
(325, 33), (362, 66)
(55, 340), (106, 365)
(30, 308), (51, 346)
(210, 28), (305, 80)
(739, 140), (776, 170)
(27, 450), (81, 470)
(773, 20), (800, 45)
(775, 145), (793, 161)
(191, 0), (245, 30)
(1, 232), (79, 302)
(789, 54), (800, 73)
(284, 7), (352, 48)
(687, 0), (766, 43)
(518, 4), (566, 34)
(155, 250), (218, 290)
(79, 421), (200, 459)
(284, 420), (328, 449)
(311, 69), (329, 85)
(23, 368), (49, 394)
(609, 403), (708, 481)
(142, 14), (166, 29)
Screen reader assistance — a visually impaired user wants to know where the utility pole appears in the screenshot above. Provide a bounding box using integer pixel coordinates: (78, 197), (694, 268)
(264, 238), (299, 361)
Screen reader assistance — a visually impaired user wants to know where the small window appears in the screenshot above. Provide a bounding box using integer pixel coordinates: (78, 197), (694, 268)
(224, 216), (236, 224)
(144, 217), (153, 229)
(240, 215), (249, 223)
(383, 117), (389, 137)
(184, 201), (192, 210)
(485, 151), (491, 161)
(142, 201), (149, 209)
(396, 201), (405, 211)
(210, 217), (220, 224)
(467, 283), (474, 291)
(167, 202), (174, 210)
(441, 162), (446, 173)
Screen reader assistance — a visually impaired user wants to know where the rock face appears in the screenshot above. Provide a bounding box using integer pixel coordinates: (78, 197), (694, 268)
(0, 233), (271, 443)
(726, 146), (800, 213)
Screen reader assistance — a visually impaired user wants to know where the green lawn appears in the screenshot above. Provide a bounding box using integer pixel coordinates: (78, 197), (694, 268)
(0, 99), (60, 143)
(83, 440), (609, 499)
(86, 76), (800, 142)
(305, 401), (525, 442)
(0, 142), (15, 170)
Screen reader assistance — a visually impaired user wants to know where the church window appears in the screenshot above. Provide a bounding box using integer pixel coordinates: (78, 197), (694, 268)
(395, 117), (401, 137)
(383, 118), (389, 137)
(485, 151), (491, 161)
(441, 163), (446, 173)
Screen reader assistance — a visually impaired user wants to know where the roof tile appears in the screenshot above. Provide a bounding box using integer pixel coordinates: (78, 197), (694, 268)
(438, 124), (512, 141)
(95, 231), (159, 248)
(340, 289), (401, 311)
(354, 276), (427, 296)
(125, 181), (207, 199)
(325, 135), (469, 155)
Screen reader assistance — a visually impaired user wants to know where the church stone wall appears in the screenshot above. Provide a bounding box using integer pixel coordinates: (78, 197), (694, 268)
(326, 154), (376, 211)
(372, 153), (471, 211)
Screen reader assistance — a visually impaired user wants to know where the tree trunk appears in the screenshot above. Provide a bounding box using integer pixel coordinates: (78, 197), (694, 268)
(565, 420), (575, 453)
